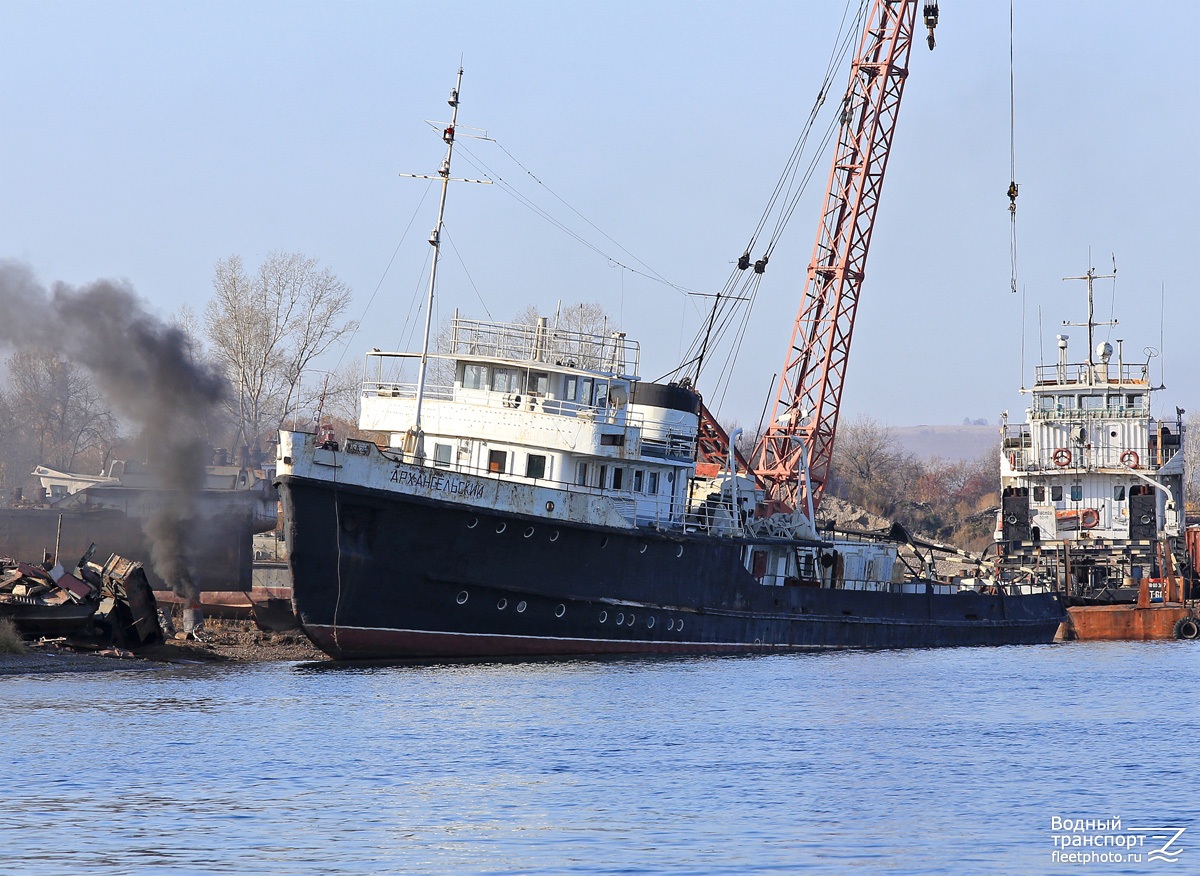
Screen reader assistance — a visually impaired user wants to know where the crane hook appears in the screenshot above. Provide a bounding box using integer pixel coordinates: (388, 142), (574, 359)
(923, 3), (939, 51)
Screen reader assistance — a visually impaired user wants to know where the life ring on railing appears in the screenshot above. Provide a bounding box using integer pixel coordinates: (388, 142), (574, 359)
(1120, 450), (1140, 468)
(1008, 452), (1017, 468)
(1080, 508), (1099, 530)
(1052, 448), (1072, 467)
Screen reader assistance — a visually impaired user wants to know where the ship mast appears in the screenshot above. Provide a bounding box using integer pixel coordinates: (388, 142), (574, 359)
(1062, 265), (1116, 373)
(399, 67), (489, 460)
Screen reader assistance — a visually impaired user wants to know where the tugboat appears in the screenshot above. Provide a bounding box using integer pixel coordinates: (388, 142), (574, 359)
(274, 63), (1065, 660)
(996, 267), (1198, 640)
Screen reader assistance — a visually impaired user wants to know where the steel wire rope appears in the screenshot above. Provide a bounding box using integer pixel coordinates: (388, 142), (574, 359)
(333, 180), (435, 373)
(674, 0), (862, 403)
(454, 140), (702, 300)
(1008, 0), (1020, 295)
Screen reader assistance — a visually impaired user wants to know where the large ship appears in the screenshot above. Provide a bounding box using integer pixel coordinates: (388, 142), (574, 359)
(995, 268), (1198, 639)
(275, 13), (1065, 660)
(276, 311), (1063, 658)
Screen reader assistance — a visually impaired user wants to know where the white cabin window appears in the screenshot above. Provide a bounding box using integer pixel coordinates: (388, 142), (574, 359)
(492, 368), (517, 392)
(1107, 394), (1122, 410)
(1082, 395), (1104, 411)
(1051, 485), (1063, 502)
(633, 470), (644, 492)
(433, 443), (452, 467)
(1127, 394), (1144, 409)
(1057, 395), (1076, 409)
(527, 372), (549, 395)
(598, 465), (609, 488)
(1033, 485), (1045, 502)
(1038, 396), (1055, 411)
(463, 364), (488, 390)
(576, 462), (589, 486)
(1114, 485), (1126, 501)
(580, 378), (593, 407)
(648, 471), (660, 494)
(1070, 484), (1083, 501)
(488, 450), (507, 474)
(612, 468), (624, 490)
(526, 454), (546, 479)
(563, 375), (578, 401)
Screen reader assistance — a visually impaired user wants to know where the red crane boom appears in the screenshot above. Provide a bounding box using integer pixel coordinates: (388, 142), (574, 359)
(753, 0), (933, 512)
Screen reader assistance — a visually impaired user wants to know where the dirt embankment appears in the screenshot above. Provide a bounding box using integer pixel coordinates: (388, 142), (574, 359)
(1, 618), (327, 674)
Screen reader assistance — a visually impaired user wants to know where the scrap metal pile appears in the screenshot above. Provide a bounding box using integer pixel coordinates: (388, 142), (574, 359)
(0, 547), (164, 648)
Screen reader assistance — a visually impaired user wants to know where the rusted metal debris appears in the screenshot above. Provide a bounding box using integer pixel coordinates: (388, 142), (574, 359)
(0, 546), (164, 648)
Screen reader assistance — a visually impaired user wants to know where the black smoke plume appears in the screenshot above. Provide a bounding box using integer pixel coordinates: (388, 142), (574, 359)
(0, 261), (227, 600)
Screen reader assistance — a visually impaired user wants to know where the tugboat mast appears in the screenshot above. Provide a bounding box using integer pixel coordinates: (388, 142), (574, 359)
(398, 66), (489, 459)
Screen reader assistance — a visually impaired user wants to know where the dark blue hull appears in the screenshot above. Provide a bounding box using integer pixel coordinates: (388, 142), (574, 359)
(278, 475), (1066, 659)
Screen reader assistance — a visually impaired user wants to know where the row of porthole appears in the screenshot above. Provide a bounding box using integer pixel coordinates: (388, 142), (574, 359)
(456, 590), (684, 632)
(464, 517), (684, 557)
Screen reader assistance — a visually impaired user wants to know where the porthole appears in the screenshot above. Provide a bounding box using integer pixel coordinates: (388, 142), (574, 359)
(516, 601), (527, 613)
(667, 618), (675, 631)
(545, 500), (555, 512)
(754, 638), (762, 646)
(497, 598), (508, 610)
(626, 613), (635, 626)
(677, 619), (684, 632)
(599, 536), (609, 549)
(456, 591), (468, 605)
(647, 616), (655, 629)
(555, 604), (566, 618)
(550, 531), (560, 542)
(676, 545), (684, 558)
(524, 526), (535, 538)
(599, 611), (608, 623)
(467, 517), (478, 529)
(639, 543), (648, 554)
(496, 522), (507, 534)
(616, 612), (625, 625)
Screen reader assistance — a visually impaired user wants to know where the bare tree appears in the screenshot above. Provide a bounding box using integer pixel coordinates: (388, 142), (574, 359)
(827, 414), (918, 516)
(205, 252), (357, 450)
(4, 350), (119, 474)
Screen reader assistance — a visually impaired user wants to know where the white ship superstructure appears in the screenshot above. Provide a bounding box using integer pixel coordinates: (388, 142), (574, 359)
(997, 269), (1187, 600)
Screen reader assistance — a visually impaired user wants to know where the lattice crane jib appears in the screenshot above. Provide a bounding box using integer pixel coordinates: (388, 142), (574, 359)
(753, 0), (926, 512)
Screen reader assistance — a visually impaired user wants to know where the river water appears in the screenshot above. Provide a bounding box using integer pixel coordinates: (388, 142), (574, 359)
(4, 641), (1198, 875)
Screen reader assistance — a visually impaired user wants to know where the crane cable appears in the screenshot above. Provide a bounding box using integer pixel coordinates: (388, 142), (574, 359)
(1007, 0), (1019, 294)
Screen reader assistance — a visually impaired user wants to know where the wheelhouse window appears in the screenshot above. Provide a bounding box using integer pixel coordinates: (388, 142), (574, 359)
(526, 454), (546, 479)
(527, 371), (549, 395)
(434, 443), (452, 467)
(1037, 395), (1056, 411)
(1033, 485), (1045, 503)
(633, 470), (644, 493)
(1081, 395), (1104, 411)
(648, 471), (660, 494)
(1127, 394), (1144, 409)
(598, 465), (609, 488)
(563, 375), (578, 401)
(488, 450), (507, 474)
(463, 364), (488, 390)
(1070, 484), (1083, 501)
(576, 462), (588, 486)
(491, 368), (517, 393)
(1113, 485), (1126, 501)
(612, 468), (624, 490)
(1051, 485), (1063, 502)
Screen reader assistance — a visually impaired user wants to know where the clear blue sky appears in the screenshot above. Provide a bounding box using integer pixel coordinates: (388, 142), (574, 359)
(2, 1), (1196, 430)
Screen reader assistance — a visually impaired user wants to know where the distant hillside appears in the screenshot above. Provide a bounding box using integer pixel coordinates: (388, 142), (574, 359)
(891, 424), (999, 463)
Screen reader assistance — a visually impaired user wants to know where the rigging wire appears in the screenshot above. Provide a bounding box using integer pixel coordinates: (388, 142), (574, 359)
(454, 139), (702, 300)
(334, 180), (435, 372)
(1008, 0), (1019, 294)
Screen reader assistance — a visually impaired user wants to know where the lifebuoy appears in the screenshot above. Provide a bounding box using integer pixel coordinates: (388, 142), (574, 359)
(1052, 448), (1072, 467)
(1120, 450), (1140, 468)
(1080, 508), (1099, 529)
(1008, 452), (1017, 468)
(1174, 617), (1200, 640)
